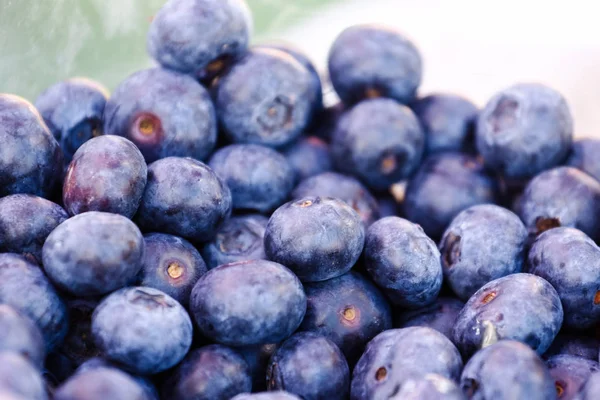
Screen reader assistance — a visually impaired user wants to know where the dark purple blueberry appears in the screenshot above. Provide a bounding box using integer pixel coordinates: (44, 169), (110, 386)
(395, 297), (464, 340)
(238, 343), (277, 392)
(547, 355), (600, 400)
(545, 334), (600, 361)
(0, 305), (45, 368)
(567, 138), (600, 181)
(231, 393), (301, 400)
(0, 352), (47, 400)
(54, 367), (151, 400)
(281, 136), (332, 184)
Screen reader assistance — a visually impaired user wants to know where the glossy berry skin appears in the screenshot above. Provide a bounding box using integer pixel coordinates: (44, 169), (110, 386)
(460, 341), (556, 400)
(517, 167), (600, 240)
(452, 273), (563, 357)
(43, 212), (144, 297)
(0, 305), (45, 368)
(544, 334), (600, 361)
(439, 204), (528, 301)
(577, 371), (600, 400)
(215, 48), (314, 147)
(567, 139), (600, 181)
(404, 152), (499, 239)
(201, 214), (267, 270)
(103, 68), (217, 163)
(351, 327), (463, 400)
(209, 144), (294, 212)
(54, 367), (150, 400)
(63, 136), (147, 218)
(299, 271), (392, 366)
(395, 297), (464, 341)
(0, 94), (63, 198)
(34, 78), (108, 163)
(282, 136), (332, 184)
(91, 286), (193, 375)
(328, 24), (422, 105)
(264, 197), (365, 282)
(547, 355), (599, 400)
(147, 0), (252, 81)
(135, 157), (232, 242)
(0, 352), (47, 400)
(476, 83), (573, 179)
(394, 374), (466, 400)
(232, 393), (301, 400)
(139, 233), (207, 306)
(332, 98), (424, 190)
(190, 260), (306, 346)
(0, 194), (68, 263)
(0, 253), (67, 351)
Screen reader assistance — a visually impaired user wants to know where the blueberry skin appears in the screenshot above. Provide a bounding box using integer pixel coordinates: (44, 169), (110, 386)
(291, 172), (380, 227)
(147, 0), (252, 81)
(0, 305), (45, 368)
(54, 367), (150, 400)
(332, 98), (424, 190)
(0, 391), (28, 400)
(42, 212), (144, 297)
(460, 341), (556, 400)
(0, 194), (68, 263)
(163, 345), (252, 400)
(201, 214), (267, 270)
(395, 297), (464, 340)
(351, 327), (463, 400)
(103, 68), (217, 163)
(412, 93), (478, 155)
(0, 352), (47, 400)
(517, 166), (600, 240)
(439, 204), (528, 301)
(264, 197), (365, 282)
(0, 94), (63, 198)
(394, 374), (466, 400)
(328, 24), (422, 105)
(139, 233), (207, 306)
(63, 136), (147, 218)
(577, 371), (600, 400)
(544, 334), (600, 361)
(190, 260), (306, 346)
(567, 139), (600, 181)
(404, 152), (499, 239)
(135, 157), (232, 242)
(231, 393), (301, 400)
(215, 48), (314, 147)
(0, 253), (67, 351)
(452, 273), (563, 357)
(476, 83), (573, 179)
(282, 136), (332, 184)
(208, 144), (294, 212)
(238, 343), (277, 392)
(92, 286), (193, 375)
(299, 271), (392, 366)
(266, 332), (350, 400)
(547, 355), (599, 400)
(34, 78), (108, 163)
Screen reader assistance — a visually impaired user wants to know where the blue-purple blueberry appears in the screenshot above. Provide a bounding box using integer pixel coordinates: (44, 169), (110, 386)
(395, 297), (464, 341)
(0, 352), (47, 400)
(547, 355), (599, 400)
(544, 334), (600, 361)
(567, 138), (600, 182)
(282, 136), (332, 184)
(231, 393), (301, 400)
(54, 367), (151, 400)
(0, 305), (45, 368)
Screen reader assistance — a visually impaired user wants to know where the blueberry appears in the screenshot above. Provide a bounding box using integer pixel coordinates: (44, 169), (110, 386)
(163, 345), (251, 400)
(139, 233), (207, 306)
(577, 371), (600, 400)
(266, 332), (350, 400)
(264, 197), (364, 282)
(0, 94), (63, 198)
(135, 157), (232, 242)
(460, 340), (556, 400)
(55, 298), (101, 369)
(0, 352), (47, 400)
(208, 144), (294, 212)
(291, 172), (380, 227)
(0, 391), (28, 400)
(395, 297), (464, 340)
(54, 367), (150, 400)
(328, 24), (422, 105)
(91, 286), (193, 375)
(517, 166), (600, 240)
(547, 355), (600, 400)
(201, 214), (268, 270)
(147, 0), (252, 81)
(34, 78), (108, 163)
(476, 83), (573, 179)
(544, 334), (600, 361)
(0, 305), (45, 368)
(393, 374), (466, 400)
(351, 327), (463, 400)
(412, 93), (478, 155)
(281, 136), (332, 184)
(299, 271), (392, 366)
(404, 152), (499, 239)
(238, 343), (278, 392)
(103, 68), (217, 163)
(439, 204), (528, 301)
(0, 194), (68, 263)
(567, 139), (600, 181)
(62, 136), (147, 218)
(0, 253), (67, 351)
(215, 48), (314, 147)
(332, 98), (424, 190)
(190, 260), (306, 346)
(231, 393), (301, 400)
(452, 273), (563, 357)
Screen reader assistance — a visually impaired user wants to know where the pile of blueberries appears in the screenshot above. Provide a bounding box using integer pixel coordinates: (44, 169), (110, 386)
(2, 0), (600, 399)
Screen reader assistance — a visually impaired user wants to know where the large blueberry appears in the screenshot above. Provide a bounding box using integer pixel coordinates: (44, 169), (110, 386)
(452, 273), (563, 357)
(440, 204), (528, 301)
(567, 139), (600, 181)
(54, 367), (150, 400)
(92, 286), (192, 375)
(0, 305), (45, 368)
(547, 355), (599, 400)
(393, 374), (466, 400)
(282, 136), (332, 184)
(264, 197), (364, 282)
(34, 78), (108, 163)
(135, 157), (232, 242)
(0, 94), (63, 198)
(0, 352), (47, 400)
(328, 24), (422, 105)
(544, 334), (600, 361)
(231, 393), (301, 400)
(0, 194), (68, 263)
(476, 83), (573, 179)
(577, 371), (600, 400)
(395, 297), (464, 341)
(103, 68), (217, 163)
(190, 260), (306, 346)
(208, 144), (294, 212)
